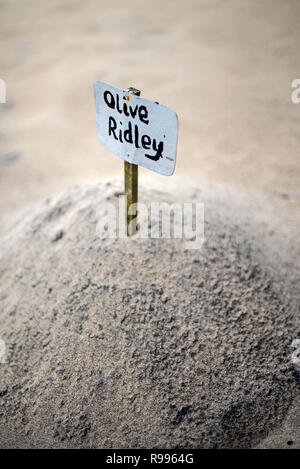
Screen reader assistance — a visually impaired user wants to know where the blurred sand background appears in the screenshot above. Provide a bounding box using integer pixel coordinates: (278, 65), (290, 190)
(0, 0), (299, 448)
(0, 0), (299, 245)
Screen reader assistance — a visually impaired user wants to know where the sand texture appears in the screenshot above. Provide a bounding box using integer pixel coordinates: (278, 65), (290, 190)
(0, 182), (298, 448)
(0, 0), (299, 449)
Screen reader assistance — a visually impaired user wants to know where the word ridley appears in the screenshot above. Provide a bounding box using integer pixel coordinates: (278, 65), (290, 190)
(93, 81), (178, 176)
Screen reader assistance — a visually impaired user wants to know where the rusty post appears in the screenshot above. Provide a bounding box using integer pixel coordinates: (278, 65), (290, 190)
(124, 87), (140, 236)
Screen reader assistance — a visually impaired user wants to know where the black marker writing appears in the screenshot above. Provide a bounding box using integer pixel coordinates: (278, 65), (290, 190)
(104, 90), (149, 125)
(108, 116), (164, 161)
(145, 141), (164, 161)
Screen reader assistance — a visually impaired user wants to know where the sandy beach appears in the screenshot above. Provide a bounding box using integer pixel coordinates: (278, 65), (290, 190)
(0, 0), (299, 239)
(0, 0), (299, 449)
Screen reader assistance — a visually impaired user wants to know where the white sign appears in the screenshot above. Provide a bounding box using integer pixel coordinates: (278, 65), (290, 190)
(93, 81), (178, 176)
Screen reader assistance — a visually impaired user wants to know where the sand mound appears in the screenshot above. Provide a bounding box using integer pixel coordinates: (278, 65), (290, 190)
(0, 181), (298, 448)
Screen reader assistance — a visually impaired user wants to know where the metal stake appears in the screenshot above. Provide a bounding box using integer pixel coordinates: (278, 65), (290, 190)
(124, 87), (140, 236)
